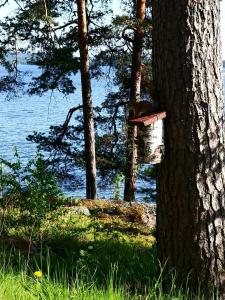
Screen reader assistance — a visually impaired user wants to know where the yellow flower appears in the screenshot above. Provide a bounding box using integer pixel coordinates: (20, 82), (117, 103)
(33, 271), (43, 278)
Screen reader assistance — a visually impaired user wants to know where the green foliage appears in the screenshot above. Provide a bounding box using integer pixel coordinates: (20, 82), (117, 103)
(113, 171), (125, 200)
(0, 147), (24, 200)
(0, 0), (112, 95)
(22, 153), (62, 214)
(0, 148), (62, 230)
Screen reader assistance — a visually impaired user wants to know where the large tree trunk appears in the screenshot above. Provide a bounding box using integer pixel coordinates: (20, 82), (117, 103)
(124, 0), (146, 202)
(153, 0), (225, 296)
(77, 0), (97, 199)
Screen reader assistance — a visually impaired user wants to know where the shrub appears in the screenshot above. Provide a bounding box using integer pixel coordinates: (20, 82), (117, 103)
(0, 148), (62, 231)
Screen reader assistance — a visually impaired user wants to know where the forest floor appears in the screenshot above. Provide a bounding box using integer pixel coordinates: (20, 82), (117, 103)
(0, 199), (192, 299)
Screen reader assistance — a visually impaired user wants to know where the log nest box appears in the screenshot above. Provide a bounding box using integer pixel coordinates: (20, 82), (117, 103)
(129, 112), (167, 164)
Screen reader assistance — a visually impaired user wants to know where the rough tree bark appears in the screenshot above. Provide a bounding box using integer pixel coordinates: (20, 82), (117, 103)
(153, 0), (225, 296)
(77, 0), (97, 199)
(124, 0), (146, 202)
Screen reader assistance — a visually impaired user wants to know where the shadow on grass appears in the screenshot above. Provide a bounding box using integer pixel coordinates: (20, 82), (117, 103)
(0, 231), (157, 294)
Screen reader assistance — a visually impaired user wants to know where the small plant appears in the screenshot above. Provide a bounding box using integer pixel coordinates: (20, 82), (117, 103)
(23, 153), (62, 221)
(0, 147), (24, 203)
(113, 172), (124, 200)
(0, 149), (62, 231)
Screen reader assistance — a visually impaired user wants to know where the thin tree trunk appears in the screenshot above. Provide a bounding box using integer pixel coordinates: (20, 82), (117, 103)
(153, 0), (225, 296)
(124, 0), (146, 202)
(77, 0), (97, 199)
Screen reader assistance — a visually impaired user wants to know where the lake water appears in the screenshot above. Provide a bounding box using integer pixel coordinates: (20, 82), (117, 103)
(0, 64), (224, 200)
(0, 64), (107, 161)
(0, 64), (151, 200)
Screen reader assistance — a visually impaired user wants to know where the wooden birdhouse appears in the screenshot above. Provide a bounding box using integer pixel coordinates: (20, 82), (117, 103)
(129, 112), (166, 164)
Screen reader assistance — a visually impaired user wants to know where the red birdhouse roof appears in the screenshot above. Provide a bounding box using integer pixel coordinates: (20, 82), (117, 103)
(129, 111), (166, 126)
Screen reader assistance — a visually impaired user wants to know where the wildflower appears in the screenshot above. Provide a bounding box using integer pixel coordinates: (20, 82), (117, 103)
(33, 271), (43, 278)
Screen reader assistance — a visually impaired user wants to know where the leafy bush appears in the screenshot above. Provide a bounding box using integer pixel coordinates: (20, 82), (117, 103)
(113, 171), (125, 200)
(0, 148), (62, 230)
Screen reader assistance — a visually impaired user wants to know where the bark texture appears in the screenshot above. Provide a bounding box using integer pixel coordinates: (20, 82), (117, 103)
(153, 0), (225, 296)
(124, 0), (146, 202)
(77, 0), (97, 199)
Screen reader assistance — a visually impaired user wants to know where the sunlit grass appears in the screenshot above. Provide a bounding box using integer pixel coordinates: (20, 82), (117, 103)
(0, 200), (207, 299)
(0, 263), (206, 300)
(0, 267), (131, 300)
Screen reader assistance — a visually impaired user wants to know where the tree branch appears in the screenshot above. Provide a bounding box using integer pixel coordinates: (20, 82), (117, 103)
(57, 105), (83, 142)
(122, 25), (135, 44)
(53, 20), (77, 31)
(110, 98), (128, 155)
(0, 0), (9, 8)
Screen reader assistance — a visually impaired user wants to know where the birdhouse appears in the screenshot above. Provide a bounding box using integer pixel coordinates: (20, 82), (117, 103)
(129, 112), (166, 164)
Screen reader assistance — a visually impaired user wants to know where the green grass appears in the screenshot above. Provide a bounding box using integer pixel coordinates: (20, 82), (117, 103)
(0, 266), (132, 300)
(0, 263), (203, 300)
(0, 200), (205, 299)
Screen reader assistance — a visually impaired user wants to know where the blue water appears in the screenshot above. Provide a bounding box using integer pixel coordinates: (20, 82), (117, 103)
(0, 65), (111, 198)
(0, 64), (151, 200)
(0, 64), (224, 200)
(0, 65), (107, 161)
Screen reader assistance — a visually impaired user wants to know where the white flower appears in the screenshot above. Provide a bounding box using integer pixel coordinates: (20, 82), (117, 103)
(80, 250), (86, 257)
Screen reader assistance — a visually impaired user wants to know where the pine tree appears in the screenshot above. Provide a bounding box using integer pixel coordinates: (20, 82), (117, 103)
(153, 0), (225, 295)
(77, 0), (96, 199)
(123, 0), (146, 202)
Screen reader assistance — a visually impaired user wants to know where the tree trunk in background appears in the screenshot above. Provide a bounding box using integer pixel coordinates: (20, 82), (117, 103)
(153, 0), (225, 296)
(77, 0), (97, 199)
(124, 0), (146, 202)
